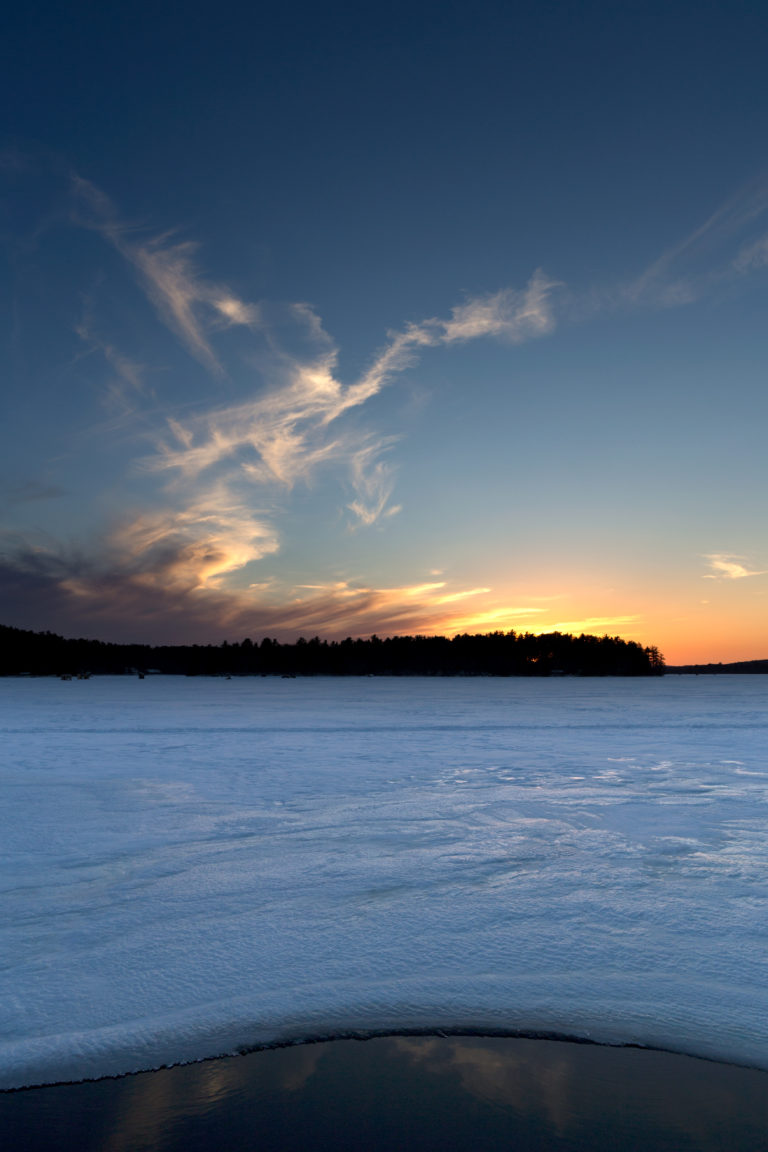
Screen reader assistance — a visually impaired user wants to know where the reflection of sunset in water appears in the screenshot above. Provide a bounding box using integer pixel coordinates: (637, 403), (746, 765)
(99, 1042), (326, 1151)
(101, 1057), (246, 1152)
(392, 1036), (574, 1134)
(393, 1035), (768, 1148)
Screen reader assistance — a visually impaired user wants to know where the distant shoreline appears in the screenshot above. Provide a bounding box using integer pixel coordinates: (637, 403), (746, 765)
(665, 660), (768, 674)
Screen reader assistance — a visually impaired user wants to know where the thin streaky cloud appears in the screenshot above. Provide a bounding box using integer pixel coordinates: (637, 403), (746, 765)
(549, 614), (640, 632)
(61, 176), (768, 639)
(441, 273), (558, 343)
(43, 179), (566, 619)
(75, 318), (148, 407)
(644, 184), (767, 279)
(71, 175), (261, 374)
(448, 606), (547, 627)
(732, 231), (768, 273)
(350, 271), (560, 407)
(139, 269), (559, 549)
(0, 538), (547, 644)
(702, 553), (768, 580)
(432, 586), (492, 605)
(346, 439), (401, 528)
(130, 238), (225, 373)
(623, 177), (768, 310)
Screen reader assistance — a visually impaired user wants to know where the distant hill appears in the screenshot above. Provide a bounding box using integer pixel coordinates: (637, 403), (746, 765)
(666, 660), (768, 674)
(0, 624), (665, 677)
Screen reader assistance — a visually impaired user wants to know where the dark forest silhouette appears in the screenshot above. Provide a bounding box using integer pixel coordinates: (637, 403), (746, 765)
(0, 624), (665, 677)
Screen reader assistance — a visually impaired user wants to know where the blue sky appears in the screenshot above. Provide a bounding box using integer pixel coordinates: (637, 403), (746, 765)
(2, 0), (768, 660)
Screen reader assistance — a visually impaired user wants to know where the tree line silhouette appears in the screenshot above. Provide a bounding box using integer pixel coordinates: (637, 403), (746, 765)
(0, 624), (665, 677)
(665, 659), (768, 675)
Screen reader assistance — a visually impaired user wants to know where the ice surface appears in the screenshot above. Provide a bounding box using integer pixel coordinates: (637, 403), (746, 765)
(1, 674), (767, 1088)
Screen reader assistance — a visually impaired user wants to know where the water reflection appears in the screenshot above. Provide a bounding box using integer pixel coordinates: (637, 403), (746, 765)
(3, 1036), (768, 1151)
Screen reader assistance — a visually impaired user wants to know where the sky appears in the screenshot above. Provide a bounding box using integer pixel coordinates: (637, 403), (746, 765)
(1, 0), (767, 663)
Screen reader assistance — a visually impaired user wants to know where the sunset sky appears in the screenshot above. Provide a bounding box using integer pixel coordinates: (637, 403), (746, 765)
(2, 0), (767, 663)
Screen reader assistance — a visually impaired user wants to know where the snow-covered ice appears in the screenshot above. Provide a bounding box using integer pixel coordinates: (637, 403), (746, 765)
(1, 674), (767, 1088)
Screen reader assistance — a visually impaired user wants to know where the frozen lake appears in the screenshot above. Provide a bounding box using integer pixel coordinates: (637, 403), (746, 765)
(1, 674), (767, 1088)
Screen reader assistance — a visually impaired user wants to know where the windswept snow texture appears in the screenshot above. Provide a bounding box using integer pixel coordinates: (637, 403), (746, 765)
(1, 675), (767, 1088)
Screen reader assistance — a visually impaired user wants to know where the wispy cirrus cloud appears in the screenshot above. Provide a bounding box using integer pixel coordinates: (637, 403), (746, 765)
(624, 176), (768, 309)
(349, 271), (559, 406)
(72, 174), (560, 554)
(68, 172), (768, 632)
(71, 175), (261, 374)
(702, 553), (768, 580)
(346, 439), (402, 527)
(75, 313), (148, 410)
(148, 275), (560, 469)
(142, 273), (560, 550)
(20, 176), (564, 634)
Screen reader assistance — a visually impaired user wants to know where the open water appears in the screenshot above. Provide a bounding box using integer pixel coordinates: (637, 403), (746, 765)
(3, 1034), (768, 1151)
